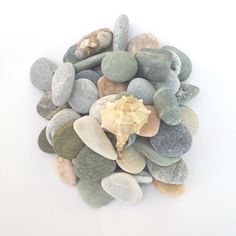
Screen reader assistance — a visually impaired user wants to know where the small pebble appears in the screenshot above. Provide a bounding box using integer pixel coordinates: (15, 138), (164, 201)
(75, 69), (100, 84)
(101, 51), (138, 82)
(38, 127), (55, 154)
(52, 62), (75, 106)
(101, 172), (143, 204)
(153, 179), (185, 195)
(115, 91), (133, 100)
(124, 134), (137, 149)
(132, 171), (153, 184)
(169, 50), (182, 75)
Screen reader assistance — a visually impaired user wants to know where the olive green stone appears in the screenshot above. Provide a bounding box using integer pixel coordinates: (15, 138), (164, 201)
(38, 127), (55, 154)
(52, 120), (84, 159)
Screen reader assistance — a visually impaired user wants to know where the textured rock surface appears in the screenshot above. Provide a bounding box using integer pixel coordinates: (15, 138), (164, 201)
(132, 171), (153, 184)
(153, 179), (185, 195)
(38, 127), (55, 154)
(75, 69), (100, 84)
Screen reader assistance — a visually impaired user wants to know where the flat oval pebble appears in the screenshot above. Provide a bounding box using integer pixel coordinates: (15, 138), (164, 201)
(101, 51), (138, 82)
(127, 78), (155, 105)
(73, 146), (116, 181)
(54, 157), (77, 186)
(30, 58), (57, 91)
(153, 179), (185, 195)
(180, 105), (199, 136)
(68, 79), (98, 114)
(147, 159), (188, 184)
(153, 86), (181, 126)
(38, 127), (55, 154)
(73, 116), (117, 160)
(97, 76), (128, 97)
(132, 171), (153, 184)
(75, 69), (100, 84)
(127, 33), (159, 56)
(150, 122), (192, 157)
(116, 146), (146, 174)
(101, 172), (143, 204)
(52, 120), (84, 159)
(52, 62), (75, 106)
(139, 106), (160, 137)
(133, 137), (181, 166)
(115, 91), (133, 100)
(77, 179), (113, 207)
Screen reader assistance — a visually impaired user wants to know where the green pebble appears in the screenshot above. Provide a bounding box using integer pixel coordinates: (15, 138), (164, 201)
(38, 127), (55, 154)
(115, 91), (133, 100)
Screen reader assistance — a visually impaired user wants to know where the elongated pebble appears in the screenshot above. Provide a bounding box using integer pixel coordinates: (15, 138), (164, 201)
(147, 159), (188, 184)
(153, 179), (185, 195)
(75, 69), (100, 84)
(38, 127), (55, 154)
(132, 171), (153, 184)
(101, 172), (143, 204)
(73, 116), (117, 160)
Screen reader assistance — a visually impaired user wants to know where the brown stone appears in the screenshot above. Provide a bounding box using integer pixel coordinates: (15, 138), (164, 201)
(153, 179), (185, 195)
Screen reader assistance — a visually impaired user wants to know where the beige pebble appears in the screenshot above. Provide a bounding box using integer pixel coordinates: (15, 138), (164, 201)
(153, 179), (185, 195)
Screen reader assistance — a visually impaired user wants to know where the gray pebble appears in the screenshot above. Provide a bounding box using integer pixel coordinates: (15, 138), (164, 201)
(115, 91), (133, 100)
(38, 127), (55, 154)
(150, 122), (192, 157)
(132, 171), (153, 184)
(68, 79), (98, 114)
(75, 70), (100, 84)
(124, 134), (137, 149)
(169, 50), (182, 75)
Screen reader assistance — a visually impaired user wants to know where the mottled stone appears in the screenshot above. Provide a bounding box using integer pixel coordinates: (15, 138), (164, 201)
(52, 120), (85, 159)
(73, 116), (117, 160)
(30, 58), (57, 91)
(127, 78), (155, 105)
(113, 14), (129, 51)
(73, 146), (116, 183)
(132, 171), (153, 184)
(52, 62), (75, 106)
(147, 159), (188, 184)
(101, 51), (138, 82)
(153, 86), (181, 125)
(153, 179), (185, 195)
(101, 172), (143, 204)
(75, 69), (100, 84)
(150, 122), (192, 157)
(115, 91), (133, 100)
(38, 127), (55, 154)
(68, 79), (98, 114)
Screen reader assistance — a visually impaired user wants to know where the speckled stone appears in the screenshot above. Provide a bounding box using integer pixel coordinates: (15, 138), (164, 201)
(153, 179), (185, 195)
(113, 14), (129, 51)
(127, 78), (156, 105)
(73, 146), (116, 181)
(176, 83), (200, 105)
(52, 120), (85, 159)
(147, 159), (188, 184)
(115, 91), (133, 100)
(136, 48), (173, 81)
(180, 105), (199, 136)
(38, 127), (55, 154)
(127, 33), (159, 56)
(133, 137), (181, 166)
(132, 171), (153, 184)
(52, 62), (75, 106)
(75, 70), (100, 84)
(162, 45), (192, 81)
(116, 146), (146, 174)
(153, 86), (181, 126)
(68, 79), (98, 114)
(97, 76), (128, 97)
(150, 122), (192, 157)
(77, 179), (113, 207)
(30, 58), (57, 91)
(101, 172), (143, 204)
(101, 51), (138, 82)
(73, 116), (117, 160)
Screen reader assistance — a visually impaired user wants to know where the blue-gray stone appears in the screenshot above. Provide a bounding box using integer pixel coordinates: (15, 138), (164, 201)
(75, 70), (100, 84)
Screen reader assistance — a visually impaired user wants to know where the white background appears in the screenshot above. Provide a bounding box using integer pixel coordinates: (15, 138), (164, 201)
(0, 0), (236, 235)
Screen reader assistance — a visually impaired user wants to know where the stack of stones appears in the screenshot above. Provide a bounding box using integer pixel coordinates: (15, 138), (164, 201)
(32, 14), (199, 207)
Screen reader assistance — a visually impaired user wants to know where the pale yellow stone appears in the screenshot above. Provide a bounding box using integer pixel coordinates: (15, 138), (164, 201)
(153, 179), (185, 195)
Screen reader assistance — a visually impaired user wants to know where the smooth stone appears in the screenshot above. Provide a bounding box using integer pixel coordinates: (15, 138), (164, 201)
(147, 159), (188, 184)
(139, 106), (160, 137)
(54, 157), (77, 186)
(153, 86), (181, 125)
(30, 58), (57, 91)
(52, 120), (85, 159)
(132, 171), (153, 184)
(127, 33), (159, 56)
(38, 127), (55, 154)
(127, 78), (155, 105)
(73, 116), (117, 160)
(169, 50), (182, 75)
(136, 48), (173, 81)
(92, 65), (103, 76)
(180, 105), (199, 136)
(46, 108), (80, 145)
(133, 137), (181, 166)
(116, 146), (146, 174)
(162, 45), (192, 81)
(124, 134), (137, 149)
(150, 122), (192, 157)
(73, 146), (116, 181)
(113, 14), (129, 51)
(97, 76), (128, 97)
(36, 92), (68, 120)
(89, 94), (116, 123)
(153, 179), (185, 195)
(101, 51), (138, 82)
(52, 62), (75, 106)
(115, 91), (133, 100)
(176, 83), (200, 105)
(77, 179), (113, 208)
(68, 79), (98, 114)
(75, 69), (100, 84)
(101, 172), (143, 204)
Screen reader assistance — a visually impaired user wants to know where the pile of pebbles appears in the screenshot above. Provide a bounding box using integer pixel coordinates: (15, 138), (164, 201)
(31, 14), (199, 207)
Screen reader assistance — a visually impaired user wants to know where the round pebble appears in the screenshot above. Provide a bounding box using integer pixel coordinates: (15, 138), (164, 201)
(153, 179), (185, 195)
(132, 171), (153, 184)
(75, 69), (100, 84)
(38, 127), (55, 154)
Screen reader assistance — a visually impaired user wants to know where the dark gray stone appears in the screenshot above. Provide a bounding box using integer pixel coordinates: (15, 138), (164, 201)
(75, 70), (100, 84)
(38, 127), (55, 154)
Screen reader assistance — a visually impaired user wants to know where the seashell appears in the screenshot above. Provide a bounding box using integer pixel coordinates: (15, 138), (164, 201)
(101, 95), (151, 157)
